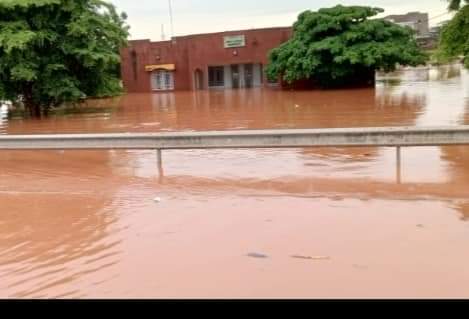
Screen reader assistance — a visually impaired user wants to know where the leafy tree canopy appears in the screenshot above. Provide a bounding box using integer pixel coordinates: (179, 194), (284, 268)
(266, 5), (427, 88)
(0, 0), (129, 116)
(438, 0), (469, 69)
(440, 3), (469, 68)
(448, 0), (469, 11)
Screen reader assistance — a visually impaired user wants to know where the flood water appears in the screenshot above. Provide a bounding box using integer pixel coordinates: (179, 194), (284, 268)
(1, 64), (469, 298)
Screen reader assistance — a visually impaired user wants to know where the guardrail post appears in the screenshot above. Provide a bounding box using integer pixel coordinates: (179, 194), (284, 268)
(157, 149), (164, 181)
(157, 149), (163, 168)
(396, 146), (402, 184)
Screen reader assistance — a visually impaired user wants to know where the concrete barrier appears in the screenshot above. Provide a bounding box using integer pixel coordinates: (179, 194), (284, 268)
(1, 126), (469, 150)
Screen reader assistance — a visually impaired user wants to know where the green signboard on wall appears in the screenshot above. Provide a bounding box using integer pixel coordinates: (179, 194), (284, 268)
(224, 35), (246, 48)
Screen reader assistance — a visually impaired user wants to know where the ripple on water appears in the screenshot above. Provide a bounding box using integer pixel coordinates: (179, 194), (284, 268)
(0, 195), (123, 298)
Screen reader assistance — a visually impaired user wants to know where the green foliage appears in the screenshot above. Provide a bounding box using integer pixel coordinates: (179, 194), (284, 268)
(447, 0), (469, 11)
(0, 0), (61, 7)
(0, 0), (129, 116)
(440, 5), (469, 68)
(266, 5), (427, 88)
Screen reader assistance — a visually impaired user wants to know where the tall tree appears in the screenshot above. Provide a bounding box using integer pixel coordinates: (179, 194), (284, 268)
(266, 6), (427, 89)
(440, 4), (469, 68)
(448, 0), (469, 11)
(0, 0), (129, 117)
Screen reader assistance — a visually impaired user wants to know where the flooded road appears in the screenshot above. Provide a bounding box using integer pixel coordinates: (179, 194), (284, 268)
(1, 64), (469, 298)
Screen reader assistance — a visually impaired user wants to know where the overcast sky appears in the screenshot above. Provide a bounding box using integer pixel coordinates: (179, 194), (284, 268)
(109, 0), (453, 41)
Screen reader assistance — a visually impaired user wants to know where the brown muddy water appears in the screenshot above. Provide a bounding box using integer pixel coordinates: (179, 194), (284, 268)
(1, 64), (469, 299)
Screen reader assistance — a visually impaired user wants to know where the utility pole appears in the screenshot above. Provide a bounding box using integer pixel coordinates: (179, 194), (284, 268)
(168, 0), (174, 38)
(161, 24), (165, 41)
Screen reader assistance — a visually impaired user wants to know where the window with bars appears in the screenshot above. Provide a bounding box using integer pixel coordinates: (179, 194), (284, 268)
(152, 70), (174, 91)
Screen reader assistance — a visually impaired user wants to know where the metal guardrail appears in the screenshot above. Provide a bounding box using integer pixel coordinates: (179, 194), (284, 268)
(1, 126), (469, 150)
(2, 126), (468, 184)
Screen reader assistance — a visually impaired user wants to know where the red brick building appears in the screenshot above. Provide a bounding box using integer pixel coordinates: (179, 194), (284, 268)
(120, 27), (292, 93)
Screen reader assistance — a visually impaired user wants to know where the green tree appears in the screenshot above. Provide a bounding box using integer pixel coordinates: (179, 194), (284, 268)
(440, 2), (469, 68)
(0, 0), (129, 117)
(448, 0), (469, 11)
(266, 6), (427, 88)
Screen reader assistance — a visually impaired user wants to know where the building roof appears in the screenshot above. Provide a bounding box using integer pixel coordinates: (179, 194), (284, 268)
(129, 26), (293, 44)
(384, 12), (428, 22)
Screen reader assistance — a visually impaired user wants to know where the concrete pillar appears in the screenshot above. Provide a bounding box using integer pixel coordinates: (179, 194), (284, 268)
(224, 65), (232, 89)
(253, 63), (262, 87)
(239, 64), (246, 88)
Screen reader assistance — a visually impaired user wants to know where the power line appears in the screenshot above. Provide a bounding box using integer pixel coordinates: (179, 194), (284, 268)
(427, 11), (452, 21)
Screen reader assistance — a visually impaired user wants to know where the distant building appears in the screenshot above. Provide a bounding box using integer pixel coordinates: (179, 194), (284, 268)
(384, 12), (429, 37)
(120, 27), (293, 93)
(429, 26), (441, 38)
(429, 20), (450, 38)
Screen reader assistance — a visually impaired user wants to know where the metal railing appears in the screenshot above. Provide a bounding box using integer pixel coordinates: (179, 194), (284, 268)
(2, 126), (469, 184)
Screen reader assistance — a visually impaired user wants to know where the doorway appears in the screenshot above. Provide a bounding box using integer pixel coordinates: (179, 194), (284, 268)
(231, 65), (240, 89)
(194, 69), (204, 90)
(208, 66), (225, 88)
(244, 64), (253, 88)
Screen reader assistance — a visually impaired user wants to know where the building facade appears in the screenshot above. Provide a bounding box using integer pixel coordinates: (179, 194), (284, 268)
(384, 12), (429, 37)
(120, 27), (293, 93)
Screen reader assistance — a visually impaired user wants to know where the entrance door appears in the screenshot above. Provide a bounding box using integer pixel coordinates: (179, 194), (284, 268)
(231, 65), (240, 89)
(208, 66), (225, 88)
(244, 64), (253, 88)
(194, 69), (204, 90)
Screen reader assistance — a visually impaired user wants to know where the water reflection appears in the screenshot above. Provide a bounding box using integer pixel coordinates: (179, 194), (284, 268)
(439, 145), (469, 219)
(377, 63), (463, 84)
(0, 103), (8, 135)
(2, 65), (466, 135)
(299, 88), (424, 164)
(429, 64), (462, 81)
(91, 87), (427, 139)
